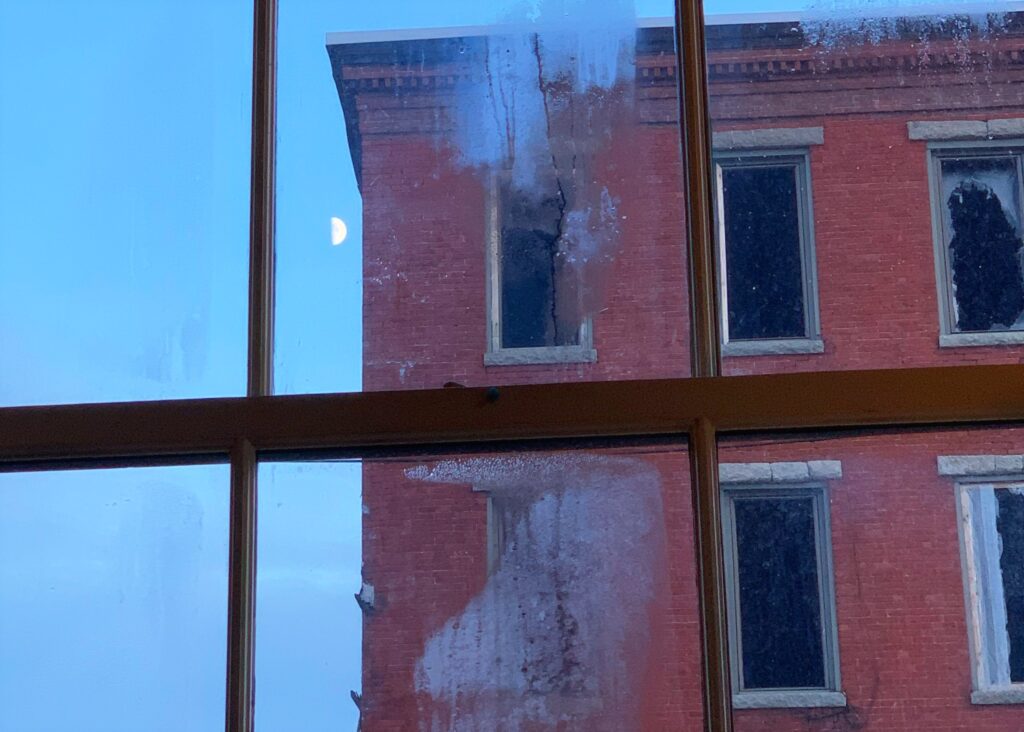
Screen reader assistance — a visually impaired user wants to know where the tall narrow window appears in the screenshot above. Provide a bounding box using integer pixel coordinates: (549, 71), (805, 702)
(715, 153), (821, 355)
(932, 151), (1024, 338)
(722, 481), (843, 708)
(959, 482), (1024, 701)
(486, 178), (596, 366)
(499, 188), (577, 349)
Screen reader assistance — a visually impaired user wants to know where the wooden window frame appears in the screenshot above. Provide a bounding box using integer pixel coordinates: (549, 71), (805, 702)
(1, 3), (1023, 732)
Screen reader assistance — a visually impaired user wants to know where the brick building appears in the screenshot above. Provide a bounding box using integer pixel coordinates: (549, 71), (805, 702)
(330, 10), (1024, 730)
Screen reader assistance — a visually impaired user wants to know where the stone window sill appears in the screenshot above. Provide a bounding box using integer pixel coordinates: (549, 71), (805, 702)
(723, 338), (825, 357)
(972, 688), (1024, 705)
(484, 346), (597, 366)
(734, 690), (847, 709)
(940, 331), (1024, 348)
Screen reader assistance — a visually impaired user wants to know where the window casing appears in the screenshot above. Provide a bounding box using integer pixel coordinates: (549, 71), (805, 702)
(956, 479), (1024, 704)
(722, 481), (844, 709)
(929, 143), (1024, 346)
(485, 174), (597, 366)
(713, 151), (823, 357)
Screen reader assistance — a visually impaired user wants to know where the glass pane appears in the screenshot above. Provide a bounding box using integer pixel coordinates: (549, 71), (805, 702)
(265, 442), (700, 730)
(274, 0), (690, 395)
(733, 494), (824, 689)
(0, 3), (252, 406)
(256, 462), (362, 731)
(721, 163), (806, 341)
(704, 2), (1024, 372)
(0, 465), (230, 731)
(720, 425), (1024, 727)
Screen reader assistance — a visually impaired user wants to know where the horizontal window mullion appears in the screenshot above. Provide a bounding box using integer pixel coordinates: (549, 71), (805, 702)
(0, 364), (1023, 465)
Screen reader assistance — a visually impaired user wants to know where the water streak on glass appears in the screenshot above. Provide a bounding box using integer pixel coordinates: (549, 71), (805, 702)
(274, 0), (688, 395)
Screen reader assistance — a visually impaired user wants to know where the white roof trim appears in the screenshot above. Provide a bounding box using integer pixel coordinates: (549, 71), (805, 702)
(326, 4), (1024, 47)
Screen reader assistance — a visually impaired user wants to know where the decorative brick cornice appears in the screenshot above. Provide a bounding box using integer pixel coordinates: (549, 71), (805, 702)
(336, 38), (1024, 93)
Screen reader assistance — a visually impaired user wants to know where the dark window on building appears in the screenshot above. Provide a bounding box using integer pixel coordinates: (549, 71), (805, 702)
(498, 186), (580, 349)
(938, 155), (1024, 333)
(996, 488), (1024, 682)
(719, 161), (809, 341)
(733, 494), (826, 689)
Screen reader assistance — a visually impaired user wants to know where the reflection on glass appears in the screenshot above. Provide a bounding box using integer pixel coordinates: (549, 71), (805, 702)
(0, 3), (252, 406)
(256, 462), (362, 732)
(0, 465), (229, 732)
(275, 0), (688, 394)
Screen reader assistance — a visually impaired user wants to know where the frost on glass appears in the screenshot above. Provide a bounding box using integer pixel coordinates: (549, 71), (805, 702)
(801, 1), (1010, 49)
(0, 466), (229, 732)
(405, 455), (666, 731)
(453, 0), (636, 349)
(322, 0), (690, 392)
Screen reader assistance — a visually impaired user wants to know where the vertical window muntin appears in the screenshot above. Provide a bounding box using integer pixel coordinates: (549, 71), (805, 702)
(714, 151), (821, 351)
(485, 174), (595, 363)
(929, 143), (1024, 336)
(956, 479), (1024, 697)
(722, 482), (841, 701)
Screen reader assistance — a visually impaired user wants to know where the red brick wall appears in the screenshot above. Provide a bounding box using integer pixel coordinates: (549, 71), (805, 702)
(346, 33), (1024, 731)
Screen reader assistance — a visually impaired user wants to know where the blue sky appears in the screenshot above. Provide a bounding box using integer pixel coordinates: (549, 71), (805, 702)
(0, 1), (991, 730)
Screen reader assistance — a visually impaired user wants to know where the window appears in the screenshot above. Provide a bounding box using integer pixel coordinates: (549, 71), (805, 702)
(485, 176), (596, 366)
(930, 147), (1024, 345)
(714, 152), (822, 356)
(956, 478), (1024, 703)
(721, 468), (843, 709)
(6, 4), (1024, 731)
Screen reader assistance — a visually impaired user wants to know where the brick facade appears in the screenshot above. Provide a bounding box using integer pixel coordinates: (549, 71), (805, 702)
(332, 14), (1024, 730)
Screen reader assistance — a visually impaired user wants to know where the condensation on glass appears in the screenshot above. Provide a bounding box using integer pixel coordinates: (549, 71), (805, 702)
(255, 462), (362, 732)
(704, 3), (1024, 371)
(339, 442), (700, 730)
(274, 0), (689, 395)
(0, 465), (230, 732)
(719, 424), (1024, 728)
(0, 3), (253, 406)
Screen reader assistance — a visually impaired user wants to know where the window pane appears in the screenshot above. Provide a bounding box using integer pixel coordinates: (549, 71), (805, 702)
(0, 3), (252, 406)
(995, 488), (1024, 683)
(0, 465), (230, 732)
(721, 164), (806, 341)
(705, 2), (1024, 373)
(721, 425), (1024, 726)
(939, 156), (1024, 333)
(289, 442), (701, 730)
(274, 0), (690, 394)
(256, 462), (362, 731)
(733, 495), (824, 689)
